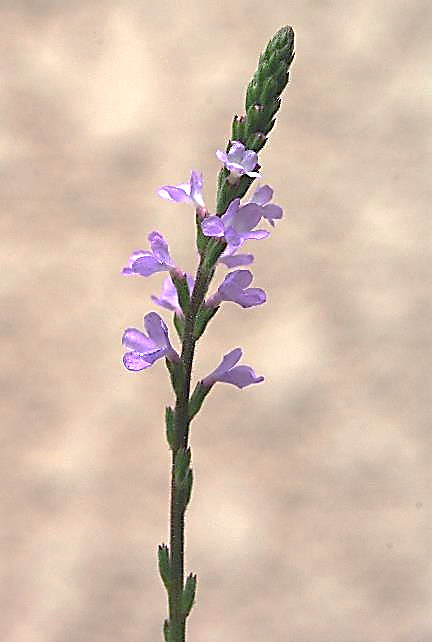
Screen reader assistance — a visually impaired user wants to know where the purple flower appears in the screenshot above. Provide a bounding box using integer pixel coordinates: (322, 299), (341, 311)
(202, 348), (264, 389)
(249, 185), (283, 227)
(151, 274), (194, 316)
(122, 312), (179, 371)
(157, 170), (205, 209)
(216, 141), (261, 180)
(201, 197), (269, 253)
(206, 270), (266, 309)
(122, 231), (175, 277)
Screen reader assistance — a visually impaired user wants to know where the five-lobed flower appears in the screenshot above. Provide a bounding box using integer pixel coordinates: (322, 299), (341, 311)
(201, 348), (264, 389)
(122, 312), (179, 371)
(201, 197), (269, 254)
(157, 170), (205, 210)
(122, 231), (175, 278)
(206, 270), (266, 309)
(216, 141), (261, 181)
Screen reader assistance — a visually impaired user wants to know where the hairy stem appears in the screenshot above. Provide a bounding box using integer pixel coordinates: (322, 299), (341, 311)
(168, 256), (213, 641)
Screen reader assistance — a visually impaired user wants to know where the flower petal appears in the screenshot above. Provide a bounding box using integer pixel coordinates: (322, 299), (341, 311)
(157, 185), (190, 203)
(218, 253), (254, 268)
(262, 203), (283, 225)
(224, 269), (253, 289)
(148, 231), (172, 265)
(122, 327), (155, 352)
(201, 216), (225, 237)
(216, 149), (228, 164)
(122, 249), (147, 274)
(132, 254), (166, 276)
(232, 203), (263, 233)
(227, 141), (245, 163)
(221, 198), (240, 227)
(235, 287), (267, 308)
(251, 185), (273, 206)
(218, 365), (264, 388)
(241, 150), (258, 172)
(210, 347), (243, 380)
(143, 312), (169, 347)
(123, 351), (153, 371)
(246, 229), (270, 240)
(190, 170), (205, 207)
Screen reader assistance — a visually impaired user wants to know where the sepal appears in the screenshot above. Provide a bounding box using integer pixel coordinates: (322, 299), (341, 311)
(158, 543), (171, 591)
(182, 573), (197, 618)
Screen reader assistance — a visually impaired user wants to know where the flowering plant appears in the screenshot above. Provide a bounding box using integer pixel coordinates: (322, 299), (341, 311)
(122, 26), (295, 642)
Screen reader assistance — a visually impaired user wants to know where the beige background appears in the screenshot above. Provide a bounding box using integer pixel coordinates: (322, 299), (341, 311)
(1, 1), (431, 641)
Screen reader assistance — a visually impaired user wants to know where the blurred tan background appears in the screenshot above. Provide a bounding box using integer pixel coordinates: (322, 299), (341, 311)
(1, 1), (431, 641)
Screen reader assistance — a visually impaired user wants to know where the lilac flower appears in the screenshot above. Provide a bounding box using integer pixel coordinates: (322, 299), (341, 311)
(206, 270), (266, 309)
(216, 141), (261, 180)
(249, 184), (283, 227)
(157, 170), (205, 209)
(122, 312), (179, 371)
(122, 231), (175, 277)
(202, 348), (264, 389)
(151, 274), (194, 316)
(201, 197), (269, 253)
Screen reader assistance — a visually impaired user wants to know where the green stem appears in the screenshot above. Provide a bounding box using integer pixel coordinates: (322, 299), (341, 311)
(168, 256), (212, 641)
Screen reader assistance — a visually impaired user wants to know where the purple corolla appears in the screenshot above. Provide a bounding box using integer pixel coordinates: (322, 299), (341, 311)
(201, 197), (269, 253)
(157, 170), (205, 210)
(206, 270), (266, 309)
(122, 231), (175, 277)
(249, 184), (283, 227)
(122, 312), (179, 371)
(201, 348), (264, 389)
(151, 274), (194, 316)
(216, 141), (261, 181)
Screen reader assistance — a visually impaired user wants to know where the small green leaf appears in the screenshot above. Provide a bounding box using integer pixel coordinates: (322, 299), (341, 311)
(163, 619), (171, 642)
(166, 359), (185, 397)
(165, 406), (175, 449)
(171, 271), (191, 315)
(174, 448), (191, 484)
(178, 468), (193, 510)
(189, 382), (212, 420)
(158, 544), (171, 591)
(173, 313), (185, 341)
(182, 573), (197, 618)
(193, 305), (219, 340)
(196, 213), (208, 255)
